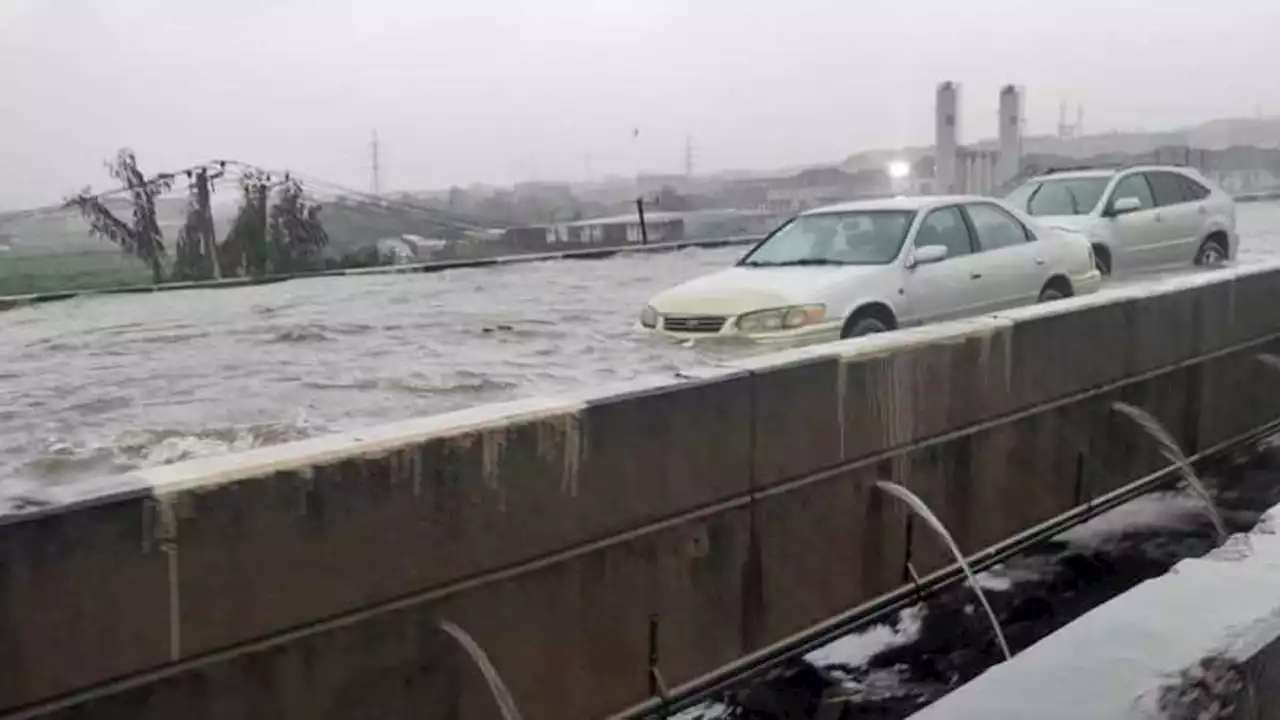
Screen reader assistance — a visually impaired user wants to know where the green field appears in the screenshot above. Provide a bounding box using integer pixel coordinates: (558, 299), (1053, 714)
(0, 249), (155, 296)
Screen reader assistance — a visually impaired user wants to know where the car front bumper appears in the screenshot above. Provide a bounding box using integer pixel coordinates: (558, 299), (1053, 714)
(643, 319), (845, 346)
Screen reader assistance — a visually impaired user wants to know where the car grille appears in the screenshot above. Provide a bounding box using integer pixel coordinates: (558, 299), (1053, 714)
(662, 315), (728, 333)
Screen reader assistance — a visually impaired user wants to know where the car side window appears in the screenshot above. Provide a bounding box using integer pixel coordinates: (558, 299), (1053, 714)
(1147, 171), (1192, 207)
(965, 203), (1034, 251)
(916, 206), (973, 259)
(1178, 175), (1211, 201)
(1109, 174), (1156, 211)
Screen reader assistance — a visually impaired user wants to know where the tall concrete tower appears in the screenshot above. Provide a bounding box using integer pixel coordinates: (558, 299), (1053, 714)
(997, 84), (1023, 187)
(935, 81), (960, 194)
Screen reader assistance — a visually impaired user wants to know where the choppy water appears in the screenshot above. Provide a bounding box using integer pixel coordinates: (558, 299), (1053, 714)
(3, 203), (1280, 499)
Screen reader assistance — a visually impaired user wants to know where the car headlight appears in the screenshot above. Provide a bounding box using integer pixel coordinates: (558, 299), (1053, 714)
(735, 305), (825, 334)
(639, 305), (659, 329)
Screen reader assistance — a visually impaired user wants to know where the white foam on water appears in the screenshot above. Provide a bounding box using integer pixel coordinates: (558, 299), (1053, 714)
(974, 569), (1015, 592)
(128, 395), (587, 497)
(669, 700), (734, 720)
(1056, 491), (1208, 550)
(805, 605), (926, 670)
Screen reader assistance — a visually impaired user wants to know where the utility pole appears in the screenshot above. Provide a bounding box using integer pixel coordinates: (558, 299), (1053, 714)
(258, 177), (270, 276)
(194, 168), (221, 280)
(684, 135), (694, 177)
(636, 197), (649, 246)
(370, 130), (381, 195)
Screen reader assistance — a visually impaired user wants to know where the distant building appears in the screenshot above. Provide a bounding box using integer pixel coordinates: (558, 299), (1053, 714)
(551, 211), (685, 246)
(374, 234), (448, 263)
(906, 156), (937, 195)
(500, 208), (784, 252)
(763, 167), (893, 214)
(1208, 167), (1280, 194)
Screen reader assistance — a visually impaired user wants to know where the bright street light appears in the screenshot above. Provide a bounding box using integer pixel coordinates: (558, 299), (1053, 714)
(887, 161), (911, 179)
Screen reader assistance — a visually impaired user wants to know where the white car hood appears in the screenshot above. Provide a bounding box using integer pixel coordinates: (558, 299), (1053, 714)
(1035, 215), (1098, 235)
(649, 265), (877, 317)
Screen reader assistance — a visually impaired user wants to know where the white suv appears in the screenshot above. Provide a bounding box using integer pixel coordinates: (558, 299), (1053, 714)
(1004, 165), (1236, 276)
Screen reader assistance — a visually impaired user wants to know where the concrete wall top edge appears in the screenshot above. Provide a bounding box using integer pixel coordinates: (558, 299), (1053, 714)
(985, 265), (1249, 325)
(910, 506), (1280, 720)
(727, 315), (1017, 373)
(0, 474), (152, 527)
(825, 315), (1016, 361)
(993, 287), (1147, 323)
(564, 365), (748, 405)
(119, 395), (588, 500)
(1228, 257), (1280, 279)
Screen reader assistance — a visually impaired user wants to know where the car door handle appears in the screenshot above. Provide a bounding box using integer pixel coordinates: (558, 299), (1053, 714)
(1154, 211), (1163, 221)
(970, 272), (983, 279)
(1034, 257), (1046, 266)
(1198, 205), (1207, 215)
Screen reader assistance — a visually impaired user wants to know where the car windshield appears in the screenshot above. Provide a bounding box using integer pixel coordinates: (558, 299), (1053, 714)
(1006, 177), (1111, 216)
(740, 210), (915, 267)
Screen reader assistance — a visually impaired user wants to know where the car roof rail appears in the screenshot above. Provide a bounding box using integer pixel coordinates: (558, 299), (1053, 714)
(1037, 163), (1124, 176)
(1045, 158), (1205, 176)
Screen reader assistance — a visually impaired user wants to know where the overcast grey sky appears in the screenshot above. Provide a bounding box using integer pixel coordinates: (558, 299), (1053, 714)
(2, 0), (1277, 208)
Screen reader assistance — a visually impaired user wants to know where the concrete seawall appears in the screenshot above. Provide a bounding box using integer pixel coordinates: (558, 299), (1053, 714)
(4, 263), (1280, 719)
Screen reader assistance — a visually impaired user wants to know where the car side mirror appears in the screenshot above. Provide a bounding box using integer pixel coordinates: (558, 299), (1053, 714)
(907, 244), (949, 268)
(1105, 196), (1143, 217)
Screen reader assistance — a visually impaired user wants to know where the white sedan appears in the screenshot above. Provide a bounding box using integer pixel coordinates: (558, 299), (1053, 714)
(639, 195), (1102, 343)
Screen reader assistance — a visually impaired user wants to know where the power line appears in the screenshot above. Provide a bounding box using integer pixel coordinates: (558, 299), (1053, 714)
(370, 130), (381, 195)
(0, 160), (237, 227)
(1, 158), (495, 234)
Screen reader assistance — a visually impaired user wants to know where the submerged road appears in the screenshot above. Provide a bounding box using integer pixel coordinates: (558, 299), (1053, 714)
(3, 201), (1280, 501)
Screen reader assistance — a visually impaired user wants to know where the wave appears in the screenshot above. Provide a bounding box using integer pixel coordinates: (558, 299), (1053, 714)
(112, 417), (325, 468)
(268, 326), (335, 343)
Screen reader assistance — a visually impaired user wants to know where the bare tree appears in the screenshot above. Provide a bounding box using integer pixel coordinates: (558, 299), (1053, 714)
(64, 149), (173, 283)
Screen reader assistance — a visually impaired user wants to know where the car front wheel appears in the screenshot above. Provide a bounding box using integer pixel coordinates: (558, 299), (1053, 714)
(841, 315), (890, 339)
(1038, 287), (1066, 302)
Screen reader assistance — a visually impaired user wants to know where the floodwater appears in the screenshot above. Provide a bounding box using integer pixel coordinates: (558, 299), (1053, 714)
(2, 202), (1280, 501)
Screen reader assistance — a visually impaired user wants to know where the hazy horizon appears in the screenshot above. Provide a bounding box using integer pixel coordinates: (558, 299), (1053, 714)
(3, 0), (1278, 210)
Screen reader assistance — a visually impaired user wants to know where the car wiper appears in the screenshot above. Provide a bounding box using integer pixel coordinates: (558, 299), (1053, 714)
(1066, 189), (1081, 214)
(768, 258), (848, 266)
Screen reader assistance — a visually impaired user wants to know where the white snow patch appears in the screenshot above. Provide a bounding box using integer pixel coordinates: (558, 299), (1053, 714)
(1056, 491), (1207, 549)
(910, 501), (1280, 719)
